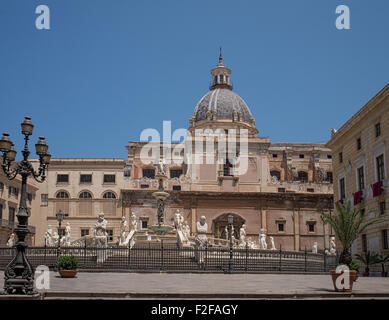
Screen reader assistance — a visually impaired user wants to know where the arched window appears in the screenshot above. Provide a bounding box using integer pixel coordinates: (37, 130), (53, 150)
(219, 74), (224, 84)
(270, 171), (281, 181)
(56, 191), (69, 199)
(78, 191), (93, 216)
(79, 191), (92, 199)
(103, 191), (116, 199)
(298, 171), (308, 182)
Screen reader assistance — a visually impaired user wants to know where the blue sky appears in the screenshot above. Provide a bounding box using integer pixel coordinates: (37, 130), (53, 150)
(0, 1), (388, 159)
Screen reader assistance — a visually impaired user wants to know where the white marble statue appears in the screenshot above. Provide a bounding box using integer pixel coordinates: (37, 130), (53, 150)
(130, 212), (137, 231)
(7, 233), (15, 247)
(312, 242), (318, 254)
(269, 236), (276, 250)
(45, 225), (55, 246)
(224, 226), (229, 241)
(247, 237), (257, 249)
(174, 209), (184, 231)
(238, 224), (247, 248)
(259, 229), (267, 250)
(157, 158), (166, 175)
(119, 216), (128, 245)
(325, 237), (336, 255)
(195, 216), (208, 263)
(183, 221), (190, 241)
(93, 213), (108, 247)
(64, 222), (71, 246)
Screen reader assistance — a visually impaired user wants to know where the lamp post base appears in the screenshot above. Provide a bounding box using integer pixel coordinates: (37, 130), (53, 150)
(3, 242), (36, 295)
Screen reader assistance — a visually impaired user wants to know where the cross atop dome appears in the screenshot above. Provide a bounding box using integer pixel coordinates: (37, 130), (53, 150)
(210, 49), (232, 90)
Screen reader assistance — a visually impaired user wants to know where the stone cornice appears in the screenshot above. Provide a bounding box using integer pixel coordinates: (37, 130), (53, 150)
(327, 83), (389, 148)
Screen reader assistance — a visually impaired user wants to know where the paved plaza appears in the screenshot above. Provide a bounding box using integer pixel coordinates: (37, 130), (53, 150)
(1, 271), (389, 299)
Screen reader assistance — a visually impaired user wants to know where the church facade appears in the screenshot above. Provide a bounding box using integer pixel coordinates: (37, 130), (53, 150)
(29, 55), (334, 251)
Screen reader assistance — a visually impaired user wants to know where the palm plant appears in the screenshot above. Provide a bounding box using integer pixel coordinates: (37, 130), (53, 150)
(376, 254), (389, 276)
(355, 251), (379, 275)
(319, 201), (382, 266)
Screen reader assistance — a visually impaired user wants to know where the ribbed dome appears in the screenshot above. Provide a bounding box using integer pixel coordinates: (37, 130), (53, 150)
(192, 88), (255, 124)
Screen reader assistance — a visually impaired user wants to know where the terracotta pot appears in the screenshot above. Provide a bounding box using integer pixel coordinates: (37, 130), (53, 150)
(330, 270), (358, 292)
(59, 269), (78, 278)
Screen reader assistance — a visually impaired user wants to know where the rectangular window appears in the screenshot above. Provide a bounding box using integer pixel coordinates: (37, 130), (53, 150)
(9, 207), (15, 224)
(376, 154), (385, 182)
(0, 203), (3, 220)
(170, 169), (183, 179)
(57, 174), (69, 183)
(81, 229), (89, 237)
(41, 194), (48, 206)
(382, 230), (388, 250)
(299, 154), (305, 159)
(0, 182), (4, 191)
(357, 138), (361, 150)
(327, 154), (332, 159)
(140, 184), (149, 189)
(103, 174), (116, 184)
(172, 185), (181, 191)
(80, 174), (92, 184)
(376, 123), (381, 137)
(278, 188), (286, 193)
(27, 193), (33, 203)
(362, 234), (367, 252)
(142, 169), (155, 179)
(380, 201), (386, 215)
(277, 222), (285, 232)
(307, 188), (314, 193)
(141, 220), (148, 229)
(339, 152), (343, 163)
(357, 166), (364, 191)
(272, 154), (278, 158)
(339, 178), (346, 201)
(326, 172), (333, 183)
(307, 222), (316, 233)
(106, 229), (114, 242)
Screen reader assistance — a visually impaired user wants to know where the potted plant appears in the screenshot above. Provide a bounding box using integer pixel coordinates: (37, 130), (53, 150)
(320, 202), (382, 292)
(355, 251), (379, 277)
(376, 254), (389, 277)
(349, 259), (360, 281)
(56, 255), (79, 278)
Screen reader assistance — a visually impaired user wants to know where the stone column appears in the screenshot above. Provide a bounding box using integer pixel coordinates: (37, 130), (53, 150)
(191, 208), (197, 234)
(261, 208), (267, 230)
(293, 208), (300, 251)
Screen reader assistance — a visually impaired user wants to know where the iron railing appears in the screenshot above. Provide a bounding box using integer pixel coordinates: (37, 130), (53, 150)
(0, 243), (338, 273)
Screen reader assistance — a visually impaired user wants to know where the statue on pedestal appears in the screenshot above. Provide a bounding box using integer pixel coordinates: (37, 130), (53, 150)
(130, 212), (137, 231)
(45, 225), (55, 246)
(325, 237), (336, 255)
(195, 216), (208, 263)
(269, 236), (276, 250)
(259, 229), (267, 250)
(238, 224), (247, 248)
(312, 242), (318, 254)
(64, 222), (71, 246)
(93, 213), (108, 248)
(119, 216), (128, 245)
(157, 158), (166, 175)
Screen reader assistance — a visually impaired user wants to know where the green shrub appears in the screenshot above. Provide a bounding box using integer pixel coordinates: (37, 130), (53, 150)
(349, 259), (360, 272)
(56, 255), (79, 270)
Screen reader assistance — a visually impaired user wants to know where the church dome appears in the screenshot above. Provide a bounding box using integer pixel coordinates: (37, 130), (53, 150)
(193, 88), (254, 124)
(189, 51), (256, 130)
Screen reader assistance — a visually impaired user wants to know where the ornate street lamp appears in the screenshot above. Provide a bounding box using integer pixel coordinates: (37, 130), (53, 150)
(0, 117), (50, 295)
(228, 214), (234, 274)
(56, 210), (65, 257)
